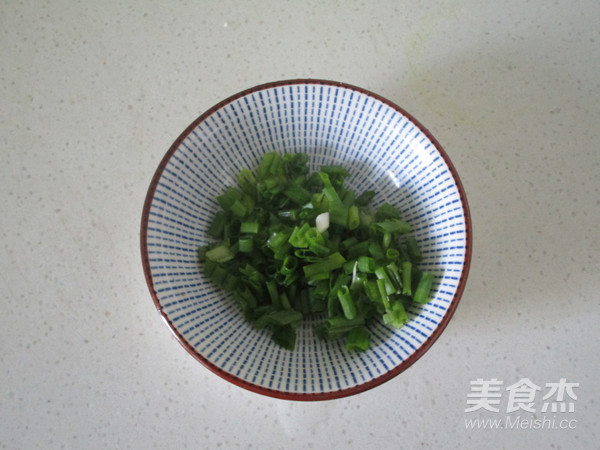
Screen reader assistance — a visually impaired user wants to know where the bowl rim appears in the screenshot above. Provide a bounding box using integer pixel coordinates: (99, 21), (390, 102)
(140, 78), (472, 401)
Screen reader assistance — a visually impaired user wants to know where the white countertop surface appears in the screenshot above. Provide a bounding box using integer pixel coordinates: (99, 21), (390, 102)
(2, 1), (598, 448)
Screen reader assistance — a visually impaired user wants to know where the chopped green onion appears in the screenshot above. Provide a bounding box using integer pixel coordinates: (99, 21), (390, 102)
(337, 286), (357, 320)
(375, 218), (411, 234)
(221, 274), (238, 291)
(266, 280), (280, 307)
(376, 278), (391, 310)
(341, 189), (355, 207)
(385, 262), (403, 291)
(240, 221), (259, 234)
(253, 309), (303, 329)
(315, 315), (366, 340)
(272, 324), (296, 350)
(294, 249), (324, 262)
(355, 190), (376, 206)
(238, 236), (253, 253)
(197, 245), (208, 262)
(302, 252), (346, 278)
(385, 248), (399, 261)
(347, 241), (370, 260)
(205, 243), (235, 263)
(230, 199), (248, 218)
(406, 236), (423, 262)
(401, 261), (412, 296)
(375, 267), (397, 296)
(382, 231), (392, 250)
(413, 272), (434, 304)
(383, 300), (409, 328)
(347, 205), (360, 230)
(208, 211), (227, 237)
(216, 186), (242, 210)
(267, 229), (291, 252)
(278, 209), (299, 222)
(375, 202), (401, 221)
(199, 152), (431, 351)
(284, 184), (312, 205)
(368, 242), (385, 261)
(257, 152), (281, 179)
(315, 212), (329, 233)
(208, 264), (228, 284)
(345, 326), (371, 351)
(280, 292), (291, 310)
(364, 279), (380, 301)
(281, 255), (298, 275)
(288, 223), (312, 247)
(357, 256), (376, 273)
(237, 169), (257, 198)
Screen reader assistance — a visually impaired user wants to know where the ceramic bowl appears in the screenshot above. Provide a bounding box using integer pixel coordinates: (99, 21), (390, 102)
(141, 79), (472, 400)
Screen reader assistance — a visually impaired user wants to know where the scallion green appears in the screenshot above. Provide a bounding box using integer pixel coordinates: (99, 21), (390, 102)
(198, 152), (434, 351)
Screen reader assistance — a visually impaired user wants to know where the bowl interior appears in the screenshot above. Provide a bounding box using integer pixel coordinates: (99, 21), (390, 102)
(141, 80), (471, 400)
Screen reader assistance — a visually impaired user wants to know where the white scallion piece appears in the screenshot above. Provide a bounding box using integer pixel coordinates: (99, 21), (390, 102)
(315, 212), (329, 233)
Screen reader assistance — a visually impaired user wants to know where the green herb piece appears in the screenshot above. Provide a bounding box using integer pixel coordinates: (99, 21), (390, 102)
(302, 252), (346, 278)
(375, 218), (411, 234)
(345, 326), (371, 351)
(205, 243), (235, 263)
(413, 272), (434, 304)
(337, 286), (357, 320)
(240, 221), (259, 234)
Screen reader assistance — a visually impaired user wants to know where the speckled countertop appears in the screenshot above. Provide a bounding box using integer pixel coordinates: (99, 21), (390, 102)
(1, 1), (599, 449)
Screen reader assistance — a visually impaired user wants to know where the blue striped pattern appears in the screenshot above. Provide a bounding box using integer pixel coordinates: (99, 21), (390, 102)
(145, 82), (469, 395)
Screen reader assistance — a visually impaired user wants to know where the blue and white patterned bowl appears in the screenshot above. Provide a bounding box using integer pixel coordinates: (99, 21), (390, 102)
(141, 80), (472, 400)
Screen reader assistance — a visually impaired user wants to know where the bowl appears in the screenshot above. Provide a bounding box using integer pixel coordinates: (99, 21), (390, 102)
(140, 79), (472, 400)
